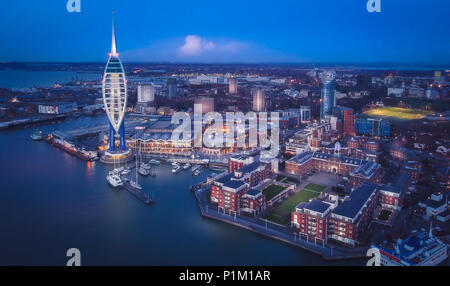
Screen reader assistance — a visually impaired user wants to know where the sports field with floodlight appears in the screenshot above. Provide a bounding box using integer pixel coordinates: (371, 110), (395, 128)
(364, 107), (433, 120)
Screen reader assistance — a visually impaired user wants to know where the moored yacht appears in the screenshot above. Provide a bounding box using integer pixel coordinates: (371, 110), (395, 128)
(30, 130), (44, 141)
(149, 159), (161, 165)
(172, 164), (182, 174)
(107, 174), (123, 187)
(138, 166), (150, 176)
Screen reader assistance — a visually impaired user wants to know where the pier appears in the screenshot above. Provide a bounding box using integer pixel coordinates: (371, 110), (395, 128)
(0, 115), (67, 130)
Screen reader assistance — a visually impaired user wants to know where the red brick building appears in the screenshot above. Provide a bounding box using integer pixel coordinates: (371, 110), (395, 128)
(378, 172), (411, 210)
(233, 162), (271, 188)
(241, 189), (266, 215)
(211, 179), (248, 215)
(228, 155), (254, 173)
(329, 183), (379, 247)
(211, 159), (271, 215)
(291, 199), (333, 243)
(285, 151), (381, 185)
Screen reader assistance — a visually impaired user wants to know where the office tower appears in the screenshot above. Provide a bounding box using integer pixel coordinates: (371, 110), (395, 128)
(320, 71), (336, 119)
(300, 106), (311, 123)
(137, 84), (155, 103)
(167, 78), (177, 98)
(102, 12), (127, 152)
(252, 89), (266, 112)
(229, 78), (237, 94)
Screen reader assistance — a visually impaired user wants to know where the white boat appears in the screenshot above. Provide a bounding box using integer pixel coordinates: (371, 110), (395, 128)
(183, 163), (191, 170)
(172, 165), (182, 174)
(138, 167), (150, 176)
(130, 179), (142, 190)
(193, 169), (201, 176)
(107, 174), (123, 187)
(121, 167), (131, 175)
(171, 162), (179, 167)
(113, 167), (124, 175)
(30, 130), (44, 141)
(149, 159), (161, 165)
(192, 165), (201, 172)
(141, 163), (151, 170)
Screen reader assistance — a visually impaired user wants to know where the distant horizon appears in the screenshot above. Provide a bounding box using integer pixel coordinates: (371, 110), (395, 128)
(1, 61), (449, 71)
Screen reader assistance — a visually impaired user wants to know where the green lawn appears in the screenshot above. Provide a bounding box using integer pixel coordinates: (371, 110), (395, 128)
(263, 183), (326, 225)
(263, 184), (286, 201)
(303, 183), (327, 193)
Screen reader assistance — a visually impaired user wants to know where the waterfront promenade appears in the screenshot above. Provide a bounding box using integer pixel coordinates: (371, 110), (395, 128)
(194, 186), (367, 261)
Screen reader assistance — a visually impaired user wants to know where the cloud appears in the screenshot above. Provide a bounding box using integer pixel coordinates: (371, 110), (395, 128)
(179, 35), (215, 56)
(179, 35), (252, 58)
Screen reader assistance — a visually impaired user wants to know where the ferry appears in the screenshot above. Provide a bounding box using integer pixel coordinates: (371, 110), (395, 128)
(107, 174), (123, 188)
(30, 130), (44, 141)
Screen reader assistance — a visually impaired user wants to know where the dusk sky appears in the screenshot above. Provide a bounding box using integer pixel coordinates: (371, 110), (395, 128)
(0, 0), (449, 64)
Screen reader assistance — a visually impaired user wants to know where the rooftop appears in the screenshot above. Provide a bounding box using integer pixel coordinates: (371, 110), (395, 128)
(301, 199), (332, 214)
(332, 183), (378, 220)
(223, 179), (246, 190)
(246, 188), (262, 197)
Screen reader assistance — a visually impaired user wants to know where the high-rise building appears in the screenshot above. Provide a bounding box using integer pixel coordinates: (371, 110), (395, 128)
(252, 89), (266, 112)
(229, 78), (237, 94)
(300, 106), (311, 123)
(137, 84), (155, 103)
(102, 12), (127, 152)
(320, 71), (336, 119)
(167, 78), (177, 98)
(332, 106), (356, 136)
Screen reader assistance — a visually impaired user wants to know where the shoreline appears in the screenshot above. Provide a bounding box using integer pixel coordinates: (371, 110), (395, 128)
(194, 188), (367, 261)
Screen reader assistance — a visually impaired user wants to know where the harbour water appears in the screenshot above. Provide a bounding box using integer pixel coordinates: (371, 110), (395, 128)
(0, 70), (101, 89)
(0, 116), (364, 266)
